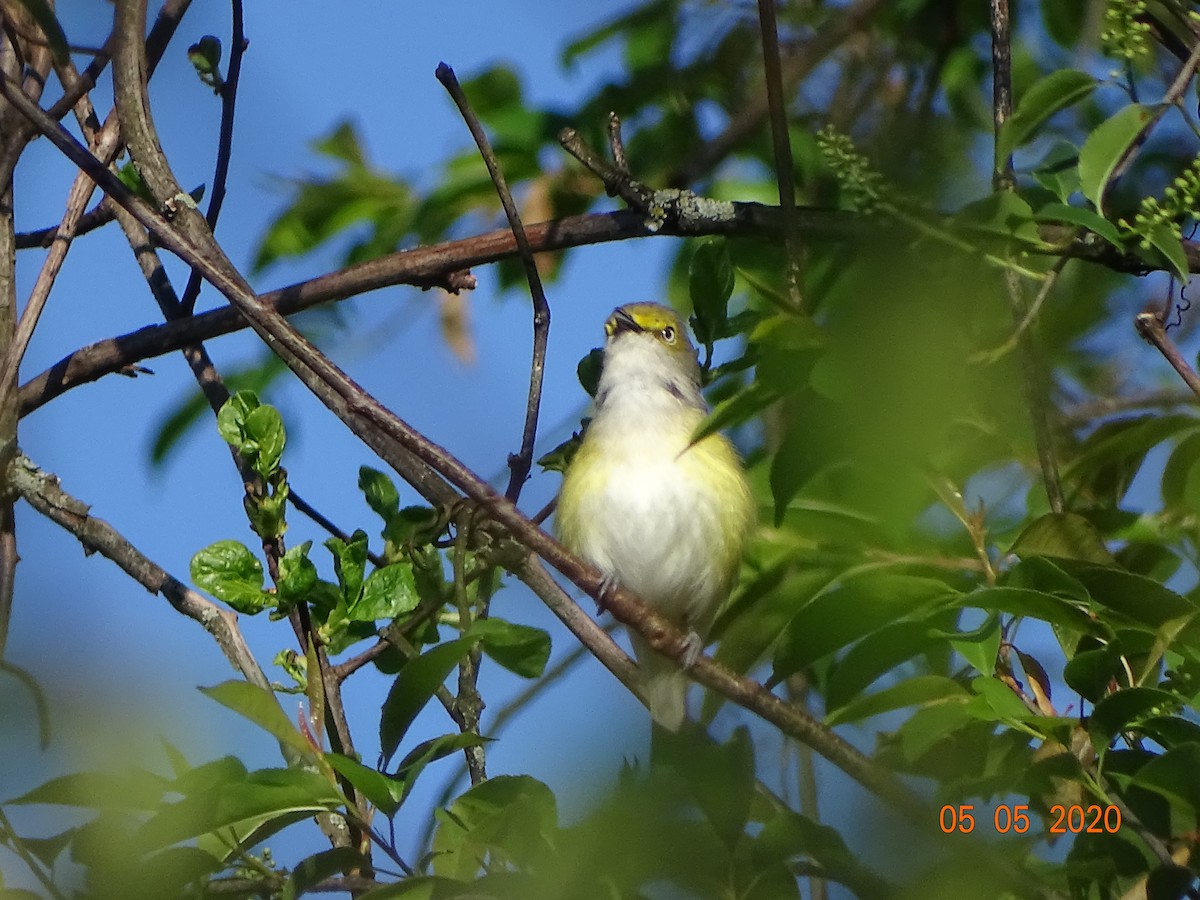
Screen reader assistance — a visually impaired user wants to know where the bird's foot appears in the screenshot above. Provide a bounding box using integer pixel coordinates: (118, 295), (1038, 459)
(596, 574), (619, 615)
(680, 630), (704, 669)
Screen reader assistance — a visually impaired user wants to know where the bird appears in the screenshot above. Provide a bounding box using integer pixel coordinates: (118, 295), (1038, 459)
(556, 302), (755, 730)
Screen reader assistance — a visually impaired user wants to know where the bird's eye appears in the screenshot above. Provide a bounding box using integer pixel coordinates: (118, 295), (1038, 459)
(661, 326), (675, 343)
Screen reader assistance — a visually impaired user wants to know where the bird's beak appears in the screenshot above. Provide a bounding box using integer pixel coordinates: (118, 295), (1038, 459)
(610, 307), (640, 335)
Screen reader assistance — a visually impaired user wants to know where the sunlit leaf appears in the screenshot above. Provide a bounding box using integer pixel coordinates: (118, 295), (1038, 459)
(1078, 104), (1155, 210)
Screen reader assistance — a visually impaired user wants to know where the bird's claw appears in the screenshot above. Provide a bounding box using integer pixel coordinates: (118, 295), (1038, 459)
(680, 630), (703, 669)
(596, 575), (619, 615)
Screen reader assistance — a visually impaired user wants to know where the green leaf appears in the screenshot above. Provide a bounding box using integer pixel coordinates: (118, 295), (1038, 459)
(1088, 687), (1180, 749)
(955, 587), (1105, 636)
(689, 237), (734, 347)
(705, 567), (835, 721)
(825, 620), (945, 711)
(199, 681), (314, 760)
(431, 775), (556, 879)
(150, 355), (287, 468)
(326, 531), (370, 604)
(379, 639), (472, 764)
(324, 753), (406, 817)
(278, 542), (318, 604)
(694, 380), (780, 446)
(1010, 512), (1116, 564)
(969, 675), (1036, 721)
(773, 572), (958, 679)
(7, 770), (168, 809)
(753, 809), (872, 895)
(826, 675), (968, 726)
(1063, 564), (1199, 631)
(390, 733), (490, 808)
(944, 613), (1003, 677)
(471, 618), (552, 678)
(1035, 202), (1124, 249)
(137, 767), (343, 850)
(1064, 414), (1200, 505)
(1064, 646), (1125, 702)
(243, 405), (286, 476)
(359, 466), (401, 522)
(216, 390), (261, 447)
(282, 848), (367, 900)
(1078, 104), (1155, 210)
(314, 120), (367, 166)
(190, 541), (270, 614)
(998, 69), (1097, 161)
(576, 348), (604, 398)
(1144, 222), (1190, 282)
(350, 563), (420, 622)
(653, 726), (755, 849)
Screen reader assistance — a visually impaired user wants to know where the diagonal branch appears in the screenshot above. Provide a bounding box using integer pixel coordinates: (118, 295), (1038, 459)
(8, 452), (271, 691)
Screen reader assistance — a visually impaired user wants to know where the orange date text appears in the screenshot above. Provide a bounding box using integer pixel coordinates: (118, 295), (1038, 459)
(938, 804), (1121, 835)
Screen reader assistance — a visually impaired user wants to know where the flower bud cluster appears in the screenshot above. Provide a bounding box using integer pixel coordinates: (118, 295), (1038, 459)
(816, 126), (889, 214)
(1100, 0), (1151, 63)
(1126, 155), (1200, 247)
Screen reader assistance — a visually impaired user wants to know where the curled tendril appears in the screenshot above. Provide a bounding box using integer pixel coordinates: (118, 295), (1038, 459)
(1166, 279), (1192, 333)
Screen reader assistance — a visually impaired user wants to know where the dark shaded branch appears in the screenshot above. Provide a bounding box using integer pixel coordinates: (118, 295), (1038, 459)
(14, 197), (116, 248)
(755, 0), (804, 310)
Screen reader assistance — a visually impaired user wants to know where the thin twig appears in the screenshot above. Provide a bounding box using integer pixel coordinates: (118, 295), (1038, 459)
(1135, 311), (1200, 398)
(180, 0), (246, 315)
(973, 256), (1069, 363)
(435, 62), (550, 505)
(755, 0), (804, 311)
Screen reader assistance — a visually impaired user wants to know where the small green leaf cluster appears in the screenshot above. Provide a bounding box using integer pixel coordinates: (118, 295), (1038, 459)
(218, 391), (290, 540)
(1099, 0), (1151, 64)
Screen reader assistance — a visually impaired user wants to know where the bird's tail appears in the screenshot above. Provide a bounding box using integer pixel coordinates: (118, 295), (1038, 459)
(631, 634), (687, 731)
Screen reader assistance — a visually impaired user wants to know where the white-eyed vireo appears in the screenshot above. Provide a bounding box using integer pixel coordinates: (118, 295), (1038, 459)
(556, 303), (755, 730)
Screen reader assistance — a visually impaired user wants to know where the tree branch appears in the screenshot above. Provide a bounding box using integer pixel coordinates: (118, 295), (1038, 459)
(436, 61), (550, 505)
